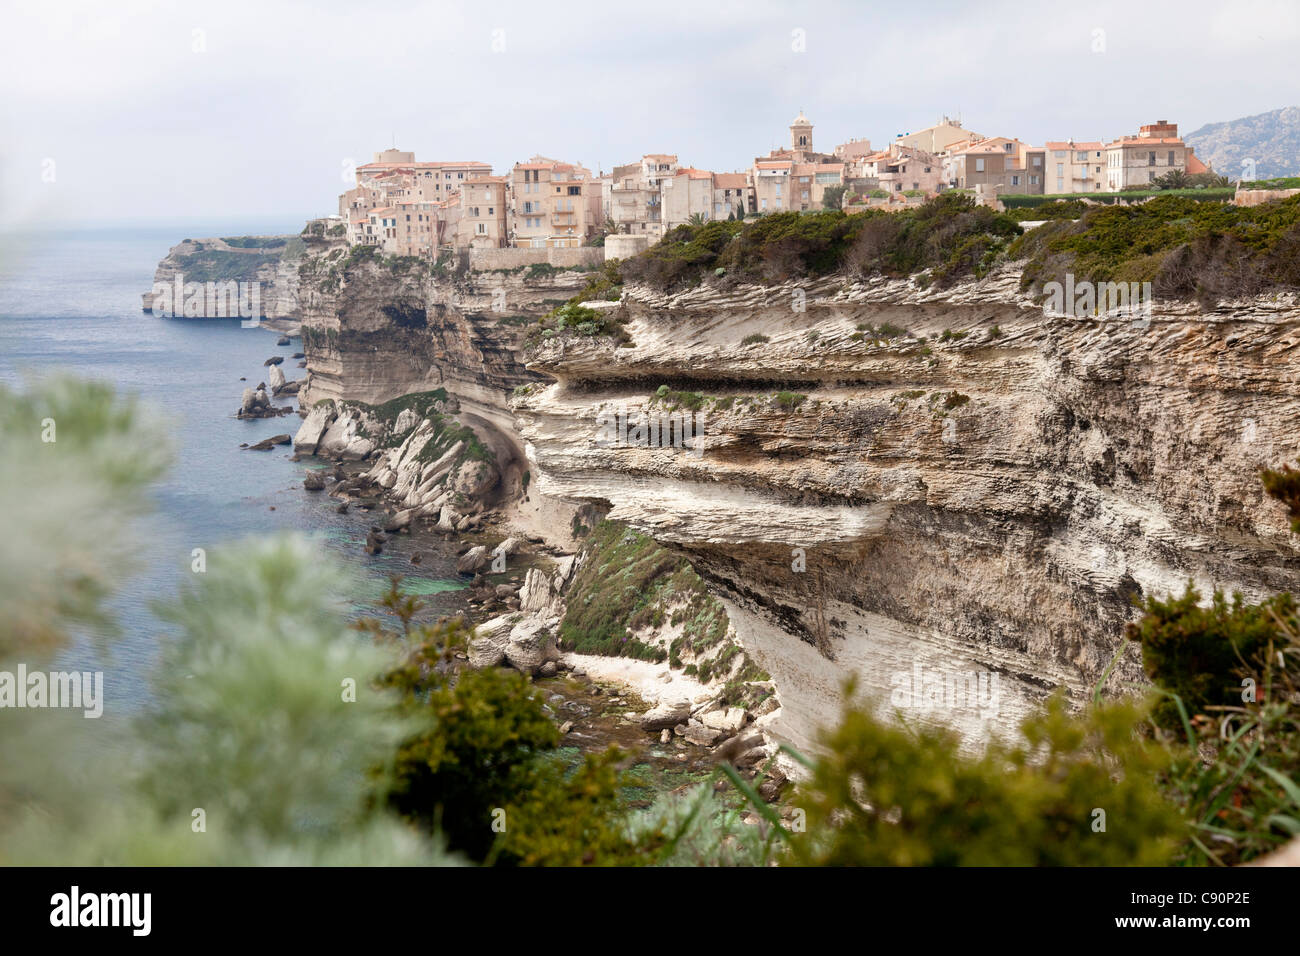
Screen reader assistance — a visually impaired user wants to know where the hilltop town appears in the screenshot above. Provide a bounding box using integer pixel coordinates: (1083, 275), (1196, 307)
(316, 112), (1216, 259)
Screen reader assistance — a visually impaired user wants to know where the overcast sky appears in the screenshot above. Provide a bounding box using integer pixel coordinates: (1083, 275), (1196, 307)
(2, 0), (1297, 228)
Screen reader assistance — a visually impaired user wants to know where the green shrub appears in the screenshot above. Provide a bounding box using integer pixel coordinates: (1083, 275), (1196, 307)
(789, 690), (1183, 866)
(1126, 584), (1296, 732)
(1013, 194), (1300, 305)
(377, 616), (561, 860)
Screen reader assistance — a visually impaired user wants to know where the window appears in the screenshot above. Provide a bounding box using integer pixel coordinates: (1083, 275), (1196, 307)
(1148, 152), (1156, 166)
(1168, 151), (1175, 165)
(1011, 175), (1020, 186)
(1032, 156), (1042, 167)
(1054, 150), (1066, 159)
(1030, 174), (1039, 185)
(975, 158), (985, 172)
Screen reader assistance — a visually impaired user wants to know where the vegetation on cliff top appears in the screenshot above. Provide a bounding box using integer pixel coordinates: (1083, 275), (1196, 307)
(1013, 193), (1300, 306)
(616, 194), (1022, 292)
(606, 191), (1300, 309)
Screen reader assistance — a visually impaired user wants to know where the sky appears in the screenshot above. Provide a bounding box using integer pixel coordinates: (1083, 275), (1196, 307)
(2, 0), (1298, 227)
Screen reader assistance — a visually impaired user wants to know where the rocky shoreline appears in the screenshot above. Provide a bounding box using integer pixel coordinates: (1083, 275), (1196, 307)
(285, 396), (787, 778)
(228, 326), (789, 789)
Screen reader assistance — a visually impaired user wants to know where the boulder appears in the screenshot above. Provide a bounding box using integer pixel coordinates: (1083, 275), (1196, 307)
(339, 436), (375, 461)
(384, 509), (414, 532)
(700, 707), (749, 734)
(263, 355), (284, 366)
(240, 387), (267, 414)
(456, 545), (489, 575)
(467, 616), (512, 668)
(681, 719), (724, 747)
(247, 433), (292, 451)
(294, 402), (337, 455)
(364, 531), (384, 555)
(504, 621), (559, 675)
(452, 458), (498, 499)
(518, 568), (557, 614)
(267, 364), (286, 392)
(640, 694), (693, 733)
(276, 335), (291, 346)
(436, 505), (462, 534)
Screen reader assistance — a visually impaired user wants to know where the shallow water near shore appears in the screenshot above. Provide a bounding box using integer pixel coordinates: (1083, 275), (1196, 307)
(0, 223), (468, 720)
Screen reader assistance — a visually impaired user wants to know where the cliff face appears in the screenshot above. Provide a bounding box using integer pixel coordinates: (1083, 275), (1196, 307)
(296, 252), (602, 500)
(142, 236), (304, 320)
(512, 269), (1300, 749)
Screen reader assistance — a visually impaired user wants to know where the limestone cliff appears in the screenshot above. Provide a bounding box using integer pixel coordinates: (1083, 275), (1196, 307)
(295, 248), (602, 502)
(141, 235), (305, 321)
(512, 269), (1300, 750)
(289, 239), (1300, 752)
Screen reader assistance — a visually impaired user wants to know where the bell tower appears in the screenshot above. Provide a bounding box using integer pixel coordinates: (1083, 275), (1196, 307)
(790, 110), (813, 153)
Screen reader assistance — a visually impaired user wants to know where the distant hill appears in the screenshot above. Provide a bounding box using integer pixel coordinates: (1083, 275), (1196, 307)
(1185, 106), (1300, 181)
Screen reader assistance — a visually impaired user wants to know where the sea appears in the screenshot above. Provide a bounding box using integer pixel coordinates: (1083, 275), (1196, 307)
(0, 221), (467, 719)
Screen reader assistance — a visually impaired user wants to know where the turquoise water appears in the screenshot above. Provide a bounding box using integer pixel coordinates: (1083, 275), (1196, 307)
(0, 223), (466, 716)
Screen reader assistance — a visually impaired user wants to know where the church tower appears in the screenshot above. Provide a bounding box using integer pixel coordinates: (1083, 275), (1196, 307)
(790, 110), (813, 152)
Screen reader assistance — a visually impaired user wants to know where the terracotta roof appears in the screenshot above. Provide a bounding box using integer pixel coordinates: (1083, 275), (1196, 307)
(674, 167), (713, 180)
(712, 173), (748, 188)
(1044, 141), (1104, 151)
(755, 161), (793, 170)
(643, 153), (678, 162)
(1187, 152), (1210, 174)
(465, 175), (508, 184)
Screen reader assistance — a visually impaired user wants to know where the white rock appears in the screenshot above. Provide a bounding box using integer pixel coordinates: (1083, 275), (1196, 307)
(294, 402), (337, 454)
